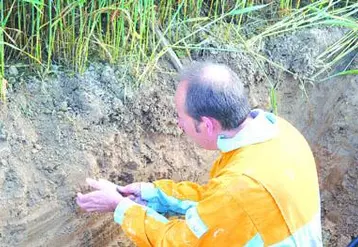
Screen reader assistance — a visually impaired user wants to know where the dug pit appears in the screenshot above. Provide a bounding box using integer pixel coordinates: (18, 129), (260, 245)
(0, 27), (357, 247)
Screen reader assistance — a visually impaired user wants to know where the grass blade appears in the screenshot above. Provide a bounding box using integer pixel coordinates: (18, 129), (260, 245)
(229, 4), (268, 16)
(321, 69), (358, 81)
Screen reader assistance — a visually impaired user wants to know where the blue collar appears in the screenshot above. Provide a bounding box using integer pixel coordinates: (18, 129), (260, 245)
(217, 109), (278, 152)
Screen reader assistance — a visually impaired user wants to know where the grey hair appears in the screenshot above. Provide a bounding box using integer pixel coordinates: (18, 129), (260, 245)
(179, 62), (251, 130)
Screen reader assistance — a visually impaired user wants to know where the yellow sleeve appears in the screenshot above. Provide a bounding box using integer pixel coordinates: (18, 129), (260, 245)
(153, 179), (205, 201)
(140, 157), (223, 215)
(141, 179), (219, 215)
(115, 185), (256, 247)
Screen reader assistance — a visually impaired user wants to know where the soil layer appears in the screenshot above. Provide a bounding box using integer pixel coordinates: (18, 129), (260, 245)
(0, 27), (357, 246)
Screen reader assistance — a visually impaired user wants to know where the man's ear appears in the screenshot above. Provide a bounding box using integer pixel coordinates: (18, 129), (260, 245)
(201, 117), (215, 136)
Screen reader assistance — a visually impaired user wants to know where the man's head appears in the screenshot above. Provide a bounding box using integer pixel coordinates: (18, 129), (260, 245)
(175, 62), (251, 150)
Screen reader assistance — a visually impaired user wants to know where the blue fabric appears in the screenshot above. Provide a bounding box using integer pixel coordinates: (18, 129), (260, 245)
(141, 184), (197, 215)
(270, 213), (322, 247)
(265, 112), (277, 124)
(114, 198), (136, 225)
(185, 206), (208, 238)
(147, 189), (197, 214)
(217, 109), (278, 152)
(244, 233), (264, 247)
(141, 183), (157, 199)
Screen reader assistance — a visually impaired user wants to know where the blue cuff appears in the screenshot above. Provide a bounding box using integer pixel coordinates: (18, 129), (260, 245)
(141, 183), (157, 201)
(114, 198), (137, 225)
(141, 183), (198, 214)
(141, 183), (168, 213)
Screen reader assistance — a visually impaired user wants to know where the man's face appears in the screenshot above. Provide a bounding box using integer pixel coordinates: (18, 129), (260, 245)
(175, 81), (217, 150)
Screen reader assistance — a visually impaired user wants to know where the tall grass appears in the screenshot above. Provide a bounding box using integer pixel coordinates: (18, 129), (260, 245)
(156, 0), (356, 111)
(3, 0), (156, 72)
(1, 0), (330, 73)
(0, 0), (4, 78)
(250, 0), (358, 80)
(0, 0), (272, 90)
(0, 0), (357, 102)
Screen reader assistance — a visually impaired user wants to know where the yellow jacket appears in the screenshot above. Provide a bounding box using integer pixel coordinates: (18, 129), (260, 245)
(114, 111), (322, 246)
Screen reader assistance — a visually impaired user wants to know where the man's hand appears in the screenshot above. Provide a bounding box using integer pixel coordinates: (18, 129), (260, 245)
(117, 182), (150, 206)
(76, 178), (123, 212)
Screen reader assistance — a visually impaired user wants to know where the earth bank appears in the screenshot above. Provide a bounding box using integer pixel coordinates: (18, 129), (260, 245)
(0, 27), (357, 247)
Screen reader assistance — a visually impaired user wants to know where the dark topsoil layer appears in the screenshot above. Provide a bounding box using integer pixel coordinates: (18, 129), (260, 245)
(0, 27), (357, 247)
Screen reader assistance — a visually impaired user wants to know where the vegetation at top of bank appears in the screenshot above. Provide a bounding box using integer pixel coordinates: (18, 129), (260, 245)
(0, 0), (357, 101)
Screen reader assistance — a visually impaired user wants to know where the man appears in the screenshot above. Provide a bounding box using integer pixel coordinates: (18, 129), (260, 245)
(77, 62), (322, 246)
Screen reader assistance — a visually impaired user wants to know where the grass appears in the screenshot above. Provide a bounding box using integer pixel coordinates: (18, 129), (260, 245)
(320, 68), (358, 81)
(247, 0), (358, 82)
(0, 0), (7, 101)
(0, 0), (357, 102)
(146, 0), (356, 109)
(0, 1), (272, 84)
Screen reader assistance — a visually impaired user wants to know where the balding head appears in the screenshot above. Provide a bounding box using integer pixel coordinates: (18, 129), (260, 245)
(178, 62), (251, 130)
(200, 64), (233, 87)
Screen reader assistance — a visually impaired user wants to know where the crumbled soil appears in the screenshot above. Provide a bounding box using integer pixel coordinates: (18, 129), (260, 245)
(277, 68), (358, 247)
(0, 27), (357, 246)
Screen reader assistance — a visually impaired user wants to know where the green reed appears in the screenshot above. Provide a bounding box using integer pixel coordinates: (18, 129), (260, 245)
(0, 0), (356, 102)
